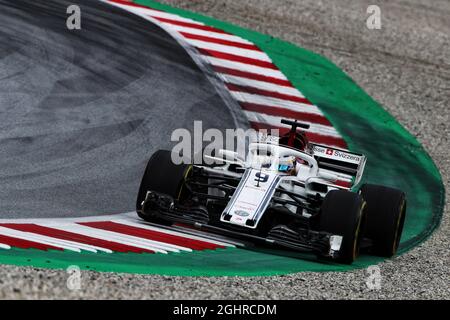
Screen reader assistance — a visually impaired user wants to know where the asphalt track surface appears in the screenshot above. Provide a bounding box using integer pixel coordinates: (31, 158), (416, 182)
(0, 0), (242, 219)
(0, 0), (448, 299)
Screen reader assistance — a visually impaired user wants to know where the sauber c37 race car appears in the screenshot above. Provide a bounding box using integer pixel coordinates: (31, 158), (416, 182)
(136, 119), (407, 263)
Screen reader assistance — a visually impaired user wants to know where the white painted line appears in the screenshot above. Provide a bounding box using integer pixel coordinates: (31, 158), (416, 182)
(0, 243), (11, 250)
(55, 224), (171, 254)
(218, 73), (304, 97)
(0, 226), (82, 252)
(33, 223), (113, 253)
(161, 24), (253, 45)
(184, 39), (271, 62)
(51, 223), (192, 254)
(204, 56), (287, 80)
(0, 212), (134, 224)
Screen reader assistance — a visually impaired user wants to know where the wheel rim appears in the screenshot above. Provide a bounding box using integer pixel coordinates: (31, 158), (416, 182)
(352, 201), (366, 260)
(176, 165), (193, 201)
(392, 199), (406, 254)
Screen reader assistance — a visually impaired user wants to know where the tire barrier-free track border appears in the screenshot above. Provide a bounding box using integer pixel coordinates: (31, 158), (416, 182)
(0, 0), (444, 276)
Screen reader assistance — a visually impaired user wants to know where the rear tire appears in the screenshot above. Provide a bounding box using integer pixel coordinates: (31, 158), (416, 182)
(359, 184), (406, 257)
(319, 190), (366, 264)
(136, 150), (192, 225)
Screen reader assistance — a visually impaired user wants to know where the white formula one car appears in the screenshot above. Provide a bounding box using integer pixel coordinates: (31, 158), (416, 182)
(137, 119), (407, 263)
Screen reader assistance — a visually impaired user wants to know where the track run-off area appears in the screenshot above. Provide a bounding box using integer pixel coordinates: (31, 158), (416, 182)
(0, 0), (444, 276)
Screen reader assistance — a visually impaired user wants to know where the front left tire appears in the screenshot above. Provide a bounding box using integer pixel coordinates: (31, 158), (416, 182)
(136, 150), (192, 225)
(359, 184), (406, 257)
(319, 190), (366, 264)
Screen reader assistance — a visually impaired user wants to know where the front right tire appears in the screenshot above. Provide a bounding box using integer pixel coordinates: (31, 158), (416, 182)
(319, 190), (366, 264)
(359, 184), (406, 257)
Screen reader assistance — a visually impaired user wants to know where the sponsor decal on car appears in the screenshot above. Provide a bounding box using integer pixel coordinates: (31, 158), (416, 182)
(334, 150), (361, 163)
(312, 145), (362, 165)
(222, 169), (281, 229)
(234, 210), (250, 217)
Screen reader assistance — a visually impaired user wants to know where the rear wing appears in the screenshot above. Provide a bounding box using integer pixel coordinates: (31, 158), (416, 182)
(311, 144), (367, 188)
